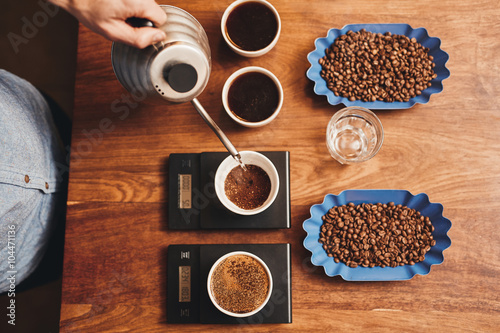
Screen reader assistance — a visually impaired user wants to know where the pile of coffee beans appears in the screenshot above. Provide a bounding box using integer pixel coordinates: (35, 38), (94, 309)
(319, 202), (436, 268)
(319, 29), (437, 103)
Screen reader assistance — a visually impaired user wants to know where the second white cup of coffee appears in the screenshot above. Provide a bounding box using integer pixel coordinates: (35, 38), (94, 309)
(222, 66), (284, 128)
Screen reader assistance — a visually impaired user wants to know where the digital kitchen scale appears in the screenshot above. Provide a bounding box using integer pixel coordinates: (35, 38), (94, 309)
(168, 151), (290, 229)
(167, 243), (292, 324)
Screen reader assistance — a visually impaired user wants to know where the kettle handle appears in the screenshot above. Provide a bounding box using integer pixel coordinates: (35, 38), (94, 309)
(125, 17), (166, 50)
(126, 17), (155, 28)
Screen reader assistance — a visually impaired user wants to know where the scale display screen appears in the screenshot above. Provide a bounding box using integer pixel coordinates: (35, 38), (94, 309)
(178, 174), (192, 209)
(179, 266), (191, 302)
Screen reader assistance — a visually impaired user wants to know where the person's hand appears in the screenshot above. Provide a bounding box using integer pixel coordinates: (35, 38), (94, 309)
(49, 0), (167, 48)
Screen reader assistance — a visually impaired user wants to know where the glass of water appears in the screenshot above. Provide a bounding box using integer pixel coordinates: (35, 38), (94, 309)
(326, 107), (384, 164)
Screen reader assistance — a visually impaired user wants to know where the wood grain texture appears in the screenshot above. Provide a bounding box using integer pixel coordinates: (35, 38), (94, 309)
(61, 0), (500, 331)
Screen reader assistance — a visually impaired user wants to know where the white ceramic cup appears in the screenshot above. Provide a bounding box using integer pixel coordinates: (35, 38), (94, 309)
(222, 66), (284, 128)
(221, 0), (281, 57)
(207, 251), (273, 317)
(215, 151), (279, 215)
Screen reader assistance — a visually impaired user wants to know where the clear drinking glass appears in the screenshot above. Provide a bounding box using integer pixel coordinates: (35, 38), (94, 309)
(326, 107), (384, 164)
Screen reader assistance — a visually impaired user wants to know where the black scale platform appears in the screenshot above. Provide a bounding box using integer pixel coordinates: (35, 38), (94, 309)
(167, 243), (292, 324)
(168, 151), (290, 229)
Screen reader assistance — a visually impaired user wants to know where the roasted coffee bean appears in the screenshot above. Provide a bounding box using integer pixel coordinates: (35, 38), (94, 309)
(319, 29), (437, 103)
(318, 202), (435, 268)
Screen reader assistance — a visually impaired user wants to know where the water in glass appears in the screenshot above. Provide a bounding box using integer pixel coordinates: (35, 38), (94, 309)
(327, 115), (379, 163)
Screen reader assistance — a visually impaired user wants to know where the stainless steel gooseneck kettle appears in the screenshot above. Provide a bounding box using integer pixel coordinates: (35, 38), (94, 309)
(111, 5), (244, 164)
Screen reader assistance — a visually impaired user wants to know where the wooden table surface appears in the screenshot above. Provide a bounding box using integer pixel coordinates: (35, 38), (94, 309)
(59, 0), (500, 331)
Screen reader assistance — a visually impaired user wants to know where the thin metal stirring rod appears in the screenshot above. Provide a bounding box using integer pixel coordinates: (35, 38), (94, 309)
(191, 98), (247, 170)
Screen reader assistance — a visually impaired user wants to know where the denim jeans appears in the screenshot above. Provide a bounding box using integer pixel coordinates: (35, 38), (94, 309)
(0, 69), (66, 292)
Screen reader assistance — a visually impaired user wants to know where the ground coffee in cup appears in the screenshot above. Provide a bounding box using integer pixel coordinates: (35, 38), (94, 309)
(224, 164), (271, 210)
(210, 254), (270, 314)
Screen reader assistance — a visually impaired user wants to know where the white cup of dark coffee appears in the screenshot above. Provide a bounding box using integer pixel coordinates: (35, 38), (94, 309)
(222, 66), (284, 128)
(215, 151), (279, 215)
(221, 0), (281, 57)
(207, 251), (273, 317)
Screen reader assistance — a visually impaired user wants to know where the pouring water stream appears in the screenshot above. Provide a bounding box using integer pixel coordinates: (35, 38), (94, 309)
(191, 98), (247, 171)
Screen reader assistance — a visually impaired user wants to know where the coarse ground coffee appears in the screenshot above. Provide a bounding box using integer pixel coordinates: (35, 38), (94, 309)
(319, 202), (436, 268)
(210, 254), (270, 314)
(224, 164), (271, 210)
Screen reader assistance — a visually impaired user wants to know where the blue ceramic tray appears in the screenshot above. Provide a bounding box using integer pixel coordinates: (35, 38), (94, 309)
(306, 24), (450, 109)
(303, 190), (452, 281)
